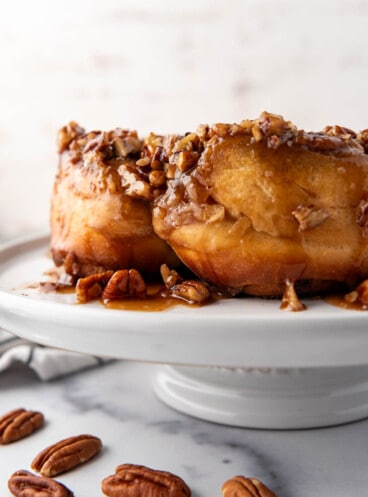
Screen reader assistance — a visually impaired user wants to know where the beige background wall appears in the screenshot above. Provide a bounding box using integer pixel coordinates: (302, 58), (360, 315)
(1, 0), (367, 239)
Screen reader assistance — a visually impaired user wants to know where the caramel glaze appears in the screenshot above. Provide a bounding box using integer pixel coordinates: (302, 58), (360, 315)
(38, 272), (368, 312)
(40, 279), (212, 311)
(39, 281), (75, 294)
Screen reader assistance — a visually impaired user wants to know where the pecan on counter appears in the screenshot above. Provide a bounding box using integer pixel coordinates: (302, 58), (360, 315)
(222, 475), (278, 497)
(0, 408), (44, 444)
(31, 434), (102, 477)
(101, 464), (191, 497)
(8, 470), (74, 497)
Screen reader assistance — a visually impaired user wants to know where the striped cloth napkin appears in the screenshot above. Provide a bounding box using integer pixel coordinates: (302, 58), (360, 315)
(0, 329), (112, 380)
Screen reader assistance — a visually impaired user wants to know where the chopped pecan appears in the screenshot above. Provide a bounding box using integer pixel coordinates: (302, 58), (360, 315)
(101, 464), (191, 497)
(8, 470), (74, 497)
(76, 271), (113, 304)
(136, 157), (151, 167)
(357, 129), (368, 153)
(345, 279), (368, 307)
(31, 434), (102, 477)
(251, 124), (263, 142)
(118, 163), (152, 200)
(0, 408), (44, 444)
(83, 131), (109, 154)
(324, 125), (356, 139)
(222, 475), (278, 497)
(149, 170), (166, 188)
(292, 204), (329, 231)
(172, 133), (199, 153)
(150, 146), (167, 170)
(356, 199), (368, 237)
(280, 280), (306, 312)
(294, 131), (361, 153)
(102, 269), (146, 300)
(176, 150), (199, 172)
(114, 137), (141, 158)
(160, 264), (182, 289)
(170, 280), (210, 304)
(57, 122), (85, 153)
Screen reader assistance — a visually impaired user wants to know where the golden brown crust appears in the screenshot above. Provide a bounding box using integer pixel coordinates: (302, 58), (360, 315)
(151, 112), (368, 296)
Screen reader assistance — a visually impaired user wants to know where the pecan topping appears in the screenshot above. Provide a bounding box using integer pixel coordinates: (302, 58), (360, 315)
(8, 470), (74, 497)
(31, 434), (102, 477)
(176, 150), (199, 172)
(102, 269), (146, 300)
(160, 264), (182, 289)
(324, 124), (356, 139)
(170, 280), (211, 304)
(76, 271), (113, 303)
(0, 408), (44, 444)
(57, 122), (85, 153)
(356, 199), (368, 237)
(222, 475), (278, 497)
(160, 265), (210, 304)
(344, 279), (368, 308)
(280, 280), (306, 312)
(118, 163), (152, 200)
(292, 204), (329, 231)
(101, 464), (191, 497)
(114, 136), (141, 158)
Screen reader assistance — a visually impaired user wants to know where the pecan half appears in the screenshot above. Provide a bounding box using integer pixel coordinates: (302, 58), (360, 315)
(31, 434), (102, 477)
(8, 470), (74, 497)
(222, 475), (278, 497)
(76, 271), (113, 303)
(0, 408), (44, 444)
(102, 269), (146, 300)
(101, 464), (191, 497)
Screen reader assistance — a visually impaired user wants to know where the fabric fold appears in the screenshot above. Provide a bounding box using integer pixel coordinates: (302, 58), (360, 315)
(0, 329), (112, 380)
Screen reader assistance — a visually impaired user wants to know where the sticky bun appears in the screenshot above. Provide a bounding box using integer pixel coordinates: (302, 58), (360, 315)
(50, 122), (178, 278)
(151, 112), (368, 296)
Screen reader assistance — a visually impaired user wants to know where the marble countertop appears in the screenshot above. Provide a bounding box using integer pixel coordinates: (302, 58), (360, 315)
(1, 359), (368, 497)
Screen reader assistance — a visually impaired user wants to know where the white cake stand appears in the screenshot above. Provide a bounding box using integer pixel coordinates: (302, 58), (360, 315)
(1, 234), (368, 429)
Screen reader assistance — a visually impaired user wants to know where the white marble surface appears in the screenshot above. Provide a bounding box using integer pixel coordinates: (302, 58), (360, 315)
(1, 360), (368, 497)
(1, 0), (368, 239)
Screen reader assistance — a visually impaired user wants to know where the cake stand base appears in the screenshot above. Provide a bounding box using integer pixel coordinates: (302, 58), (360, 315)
(154, 364), (368, 429)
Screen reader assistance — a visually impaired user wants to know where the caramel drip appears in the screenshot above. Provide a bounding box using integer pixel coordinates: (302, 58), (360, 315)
(280, 280), (307, 312)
